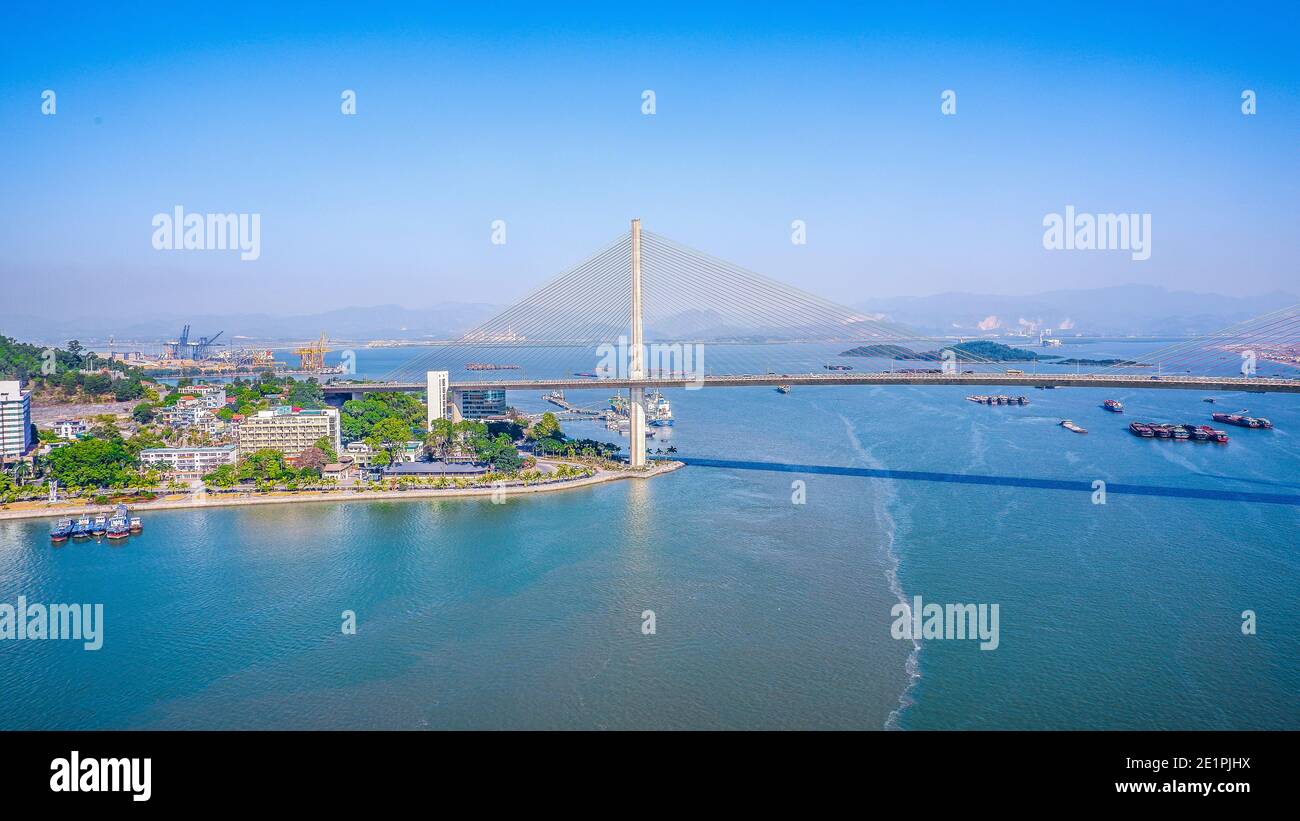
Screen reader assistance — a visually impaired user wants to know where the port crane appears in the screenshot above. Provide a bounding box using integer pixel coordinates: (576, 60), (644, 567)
(166, 325), (225, 361)
(295, 333), (331, 372)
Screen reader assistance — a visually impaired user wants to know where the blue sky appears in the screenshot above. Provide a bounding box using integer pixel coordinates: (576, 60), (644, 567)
(1, 2), (1297, 314)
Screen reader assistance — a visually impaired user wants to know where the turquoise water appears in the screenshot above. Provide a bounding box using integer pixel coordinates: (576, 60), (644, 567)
(1, 343), (1297, 729)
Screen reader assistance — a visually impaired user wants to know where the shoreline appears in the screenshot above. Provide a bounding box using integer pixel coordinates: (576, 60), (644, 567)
(0, 461), (684, 522)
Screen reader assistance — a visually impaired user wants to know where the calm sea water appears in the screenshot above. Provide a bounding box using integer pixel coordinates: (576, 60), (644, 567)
(2, 341), (1297, 729)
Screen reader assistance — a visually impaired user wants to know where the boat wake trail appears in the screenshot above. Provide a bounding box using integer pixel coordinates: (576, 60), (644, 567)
(835, 412), (919, 731)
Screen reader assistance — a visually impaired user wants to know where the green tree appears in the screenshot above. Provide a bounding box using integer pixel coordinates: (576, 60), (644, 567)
(371, 417), (414, 465)
(132, 402), (155, 424)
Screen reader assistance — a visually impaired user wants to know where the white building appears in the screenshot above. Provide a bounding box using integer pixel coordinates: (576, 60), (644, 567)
(140, 445), (238, 479)
(426, 370), (449, 429)
(160, 402), (221, 434)
(236, 406), (341, 459)
(184, 384), (228, 409)
(0, 380), (33, 460)
(53, 419), (88, 439)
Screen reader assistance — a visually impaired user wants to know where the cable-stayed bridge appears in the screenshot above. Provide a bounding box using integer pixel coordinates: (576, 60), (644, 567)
(325, 220), (1300, 466)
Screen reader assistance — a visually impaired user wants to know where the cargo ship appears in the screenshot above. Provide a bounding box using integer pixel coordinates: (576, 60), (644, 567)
(465, 363), (520, 371)
(1060, 420), (1087, 434)
(1212, 412), (1272, 429)
(648, 391), (674, 426)
(1130, 421), (1228, 443)
(50, 518), (73, 542)
(1102, 399), (1124, 413)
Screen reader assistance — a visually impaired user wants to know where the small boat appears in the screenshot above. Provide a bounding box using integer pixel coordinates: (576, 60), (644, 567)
(776, 385), (790, 394)
(50, 518), (73, 542)
(129, 517), (143, 533)
(1060, 420), (1087, 434)
(1203, 397), (1216, 403)
(1102, 400), (1124, 413)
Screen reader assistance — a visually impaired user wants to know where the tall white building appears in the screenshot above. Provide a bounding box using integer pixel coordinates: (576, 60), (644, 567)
(426, 370), (449, 429)
(0, 380), (33, 460)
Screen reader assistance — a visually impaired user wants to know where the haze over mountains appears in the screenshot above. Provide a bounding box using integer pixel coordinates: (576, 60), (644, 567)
(3, 286), (1296, 347)
(855, 285), (1299, 337)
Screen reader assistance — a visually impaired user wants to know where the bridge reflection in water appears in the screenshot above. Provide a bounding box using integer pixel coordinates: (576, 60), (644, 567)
(658, 457), (1300, 507)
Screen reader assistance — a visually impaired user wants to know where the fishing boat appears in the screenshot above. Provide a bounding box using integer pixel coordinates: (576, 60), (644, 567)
(106, 515), (130, 540)
(129, 517), (143, 533)
(1060, 420), (1087, 434)
(91, 516), (108, 536)
(71, 517), (92, 539)
(50, 518), (73, 542)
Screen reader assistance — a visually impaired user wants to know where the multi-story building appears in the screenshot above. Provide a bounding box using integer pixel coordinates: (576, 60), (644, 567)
(140, 445), (238, 479)
(159, 402), (222, 434)
(426, 370), (449, 428)
(0, 380), (33, 461)
(52, 419), (88, 439)
(457, 389), (507, 420)
(186, 384), (228, 409)
(236, 406), (341, 459)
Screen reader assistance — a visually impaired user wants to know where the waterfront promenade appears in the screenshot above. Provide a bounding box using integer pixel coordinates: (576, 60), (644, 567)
(0, 460), (684, 522)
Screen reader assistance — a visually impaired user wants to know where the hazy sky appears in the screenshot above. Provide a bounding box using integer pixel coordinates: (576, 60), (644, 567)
(2, 2), (1297, 315)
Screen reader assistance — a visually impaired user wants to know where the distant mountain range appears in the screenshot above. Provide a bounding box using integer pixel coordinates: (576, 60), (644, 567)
(0, 303), (504, 347)
(3, 285), (1296, 348)
(854, 285), (1299, 337)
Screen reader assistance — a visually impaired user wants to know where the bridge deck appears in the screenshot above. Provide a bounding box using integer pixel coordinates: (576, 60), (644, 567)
(323, 373), (1300, 394)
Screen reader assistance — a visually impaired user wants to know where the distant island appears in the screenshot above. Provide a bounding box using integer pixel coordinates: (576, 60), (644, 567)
(1053, 358), (1142, 366)
(841, 340), (1050, 362)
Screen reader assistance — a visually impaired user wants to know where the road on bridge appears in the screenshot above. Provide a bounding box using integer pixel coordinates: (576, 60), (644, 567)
(322, 373), (1300, 395)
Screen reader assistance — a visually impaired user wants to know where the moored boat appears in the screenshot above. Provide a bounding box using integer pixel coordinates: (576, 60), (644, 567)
(91, 516), (107, 536)
(71, 517), (92, 538)
(1129, 422), (1155, 438)
(106, 515), (130, 540)
(50, 518), (73, 542)
(129, 517), (143, 533)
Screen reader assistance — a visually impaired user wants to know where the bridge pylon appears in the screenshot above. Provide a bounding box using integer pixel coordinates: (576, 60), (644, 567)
(628, 218), (647, 468)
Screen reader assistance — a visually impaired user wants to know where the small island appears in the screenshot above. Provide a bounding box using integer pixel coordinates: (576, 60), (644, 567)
(841, 340), (1050, 362)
